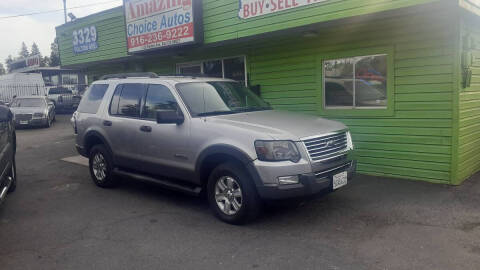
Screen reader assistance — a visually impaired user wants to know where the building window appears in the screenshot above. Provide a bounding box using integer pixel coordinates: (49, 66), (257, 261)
(62, 74), (78, 85)
(324, 54), (387, 109)
(177, 56), (246, 85)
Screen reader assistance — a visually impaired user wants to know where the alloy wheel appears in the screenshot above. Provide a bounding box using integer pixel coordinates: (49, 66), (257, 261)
(92, 153), (107, 181)
(215, 176), (243, 215)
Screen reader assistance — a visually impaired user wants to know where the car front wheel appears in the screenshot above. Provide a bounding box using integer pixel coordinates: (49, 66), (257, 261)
(88, 145), (117, 188)
(207, 162), (262, 224)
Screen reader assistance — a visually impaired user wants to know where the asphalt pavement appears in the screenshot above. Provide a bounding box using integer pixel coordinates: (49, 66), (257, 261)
(1, 114), (480, 270)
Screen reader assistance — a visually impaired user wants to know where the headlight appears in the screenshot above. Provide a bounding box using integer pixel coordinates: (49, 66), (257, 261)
(255, 140), (301, 162)
(33, 112), (45, 119)
(346, 131), (354, 150)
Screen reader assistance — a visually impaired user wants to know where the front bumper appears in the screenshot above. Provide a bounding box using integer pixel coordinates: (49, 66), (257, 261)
(15, 118), (48, 127)
(248, 157), (356, 200)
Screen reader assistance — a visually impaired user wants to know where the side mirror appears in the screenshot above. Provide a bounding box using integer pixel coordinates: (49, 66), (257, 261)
(156, 110), (184, 125)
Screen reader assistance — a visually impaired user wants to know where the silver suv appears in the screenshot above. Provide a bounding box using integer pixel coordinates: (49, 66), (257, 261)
(72, 73), (356, 224)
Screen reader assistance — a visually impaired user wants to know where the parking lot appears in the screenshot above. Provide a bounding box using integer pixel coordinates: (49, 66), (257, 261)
(0, 114), (478, 270)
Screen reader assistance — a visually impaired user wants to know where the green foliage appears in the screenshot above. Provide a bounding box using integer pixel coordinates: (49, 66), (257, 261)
(19, 42), (29, 58)
(49, 37), (60, 67)
(4, 55), (14, 72)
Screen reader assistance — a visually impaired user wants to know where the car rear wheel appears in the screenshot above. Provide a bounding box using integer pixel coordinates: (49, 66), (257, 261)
(7, 157), (16, 193)
(207, 162), (262, 224)
(88, 145), (118, 188)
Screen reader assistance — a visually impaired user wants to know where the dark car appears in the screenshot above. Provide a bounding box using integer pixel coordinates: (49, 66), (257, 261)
(0, 105), (17, 205)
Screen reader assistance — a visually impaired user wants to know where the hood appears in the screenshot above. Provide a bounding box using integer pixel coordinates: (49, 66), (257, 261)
(10, 107), (45, 114)
(208, 110), (347, 140)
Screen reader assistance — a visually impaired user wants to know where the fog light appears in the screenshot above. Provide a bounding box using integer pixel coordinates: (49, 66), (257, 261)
(278, 175), (299, 185)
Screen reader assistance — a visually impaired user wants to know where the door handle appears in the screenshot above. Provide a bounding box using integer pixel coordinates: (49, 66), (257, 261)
(140, 125), (152, 132)
(103, 120), (112, 126)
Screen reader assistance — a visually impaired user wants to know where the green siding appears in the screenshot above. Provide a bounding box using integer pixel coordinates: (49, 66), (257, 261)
(58, 1), (475, 184)
(456, 15), (480, 183)
(248, 8), (456, 183)
(203, 0), (442, 43)
(56, 7), (128, 67)
(57, 0), (447, 67)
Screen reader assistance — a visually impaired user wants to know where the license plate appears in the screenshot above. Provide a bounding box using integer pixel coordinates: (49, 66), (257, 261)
(333, 171), (348, 189)
(20, 120), (28, 125)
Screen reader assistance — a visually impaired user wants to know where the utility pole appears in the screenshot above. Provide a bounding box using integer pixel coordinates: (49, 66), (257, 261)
(63, 0), (67, 23)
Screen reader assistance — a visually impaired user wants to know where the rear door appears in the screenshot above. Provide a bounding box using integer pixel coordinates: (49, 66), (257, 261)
(103, 83), (146, 167)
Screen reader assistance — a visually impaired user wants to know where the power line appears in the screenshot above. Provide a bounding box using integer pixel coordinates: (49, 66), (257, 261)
(0, 0), (122, 20)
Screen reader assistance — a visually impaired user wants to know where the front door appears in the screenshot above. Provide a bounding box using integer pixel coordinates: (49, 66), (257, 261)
(133, 83), (192, 181)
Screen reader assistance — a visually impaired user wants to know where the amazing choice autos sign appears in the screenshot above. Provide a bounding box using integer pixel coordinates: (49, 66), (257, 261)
(124, 0), (201, 53)
(238, 0), (327, 19)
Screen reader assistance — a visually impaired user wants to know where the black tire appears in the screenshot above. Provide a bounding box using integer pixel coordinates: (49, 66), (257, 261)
(207, 161), (262, 224)
(45, 117), (51, 128)
(7, 157), (16, 193)
(88, 144), (118, 188)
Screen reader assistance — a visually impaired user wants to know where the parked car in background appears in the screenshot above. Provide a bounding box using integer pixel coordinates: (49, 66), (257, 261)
(72, 73), (356, 224)
(47, 87), (81, 112)
(10, 96), (55, 128)
(0, 105), (17, 206)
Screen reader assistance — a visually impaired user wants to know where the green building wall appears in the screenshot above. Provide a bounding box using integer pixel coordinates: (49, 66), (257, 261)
(456, 13), (480, 184)
(55, 0), (480, 185)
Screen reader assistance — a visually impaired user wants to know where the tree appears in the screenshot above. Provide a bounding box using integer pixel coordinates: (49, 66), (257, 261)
(30, 42), (40, 56)
(5, 55), (14, 72)
(19, 42), (29, 58)
(43, 56), (50, 67)
(0, 63), (5, 75)
(49, 37), (60, 67)
(30, 42), (47, 67)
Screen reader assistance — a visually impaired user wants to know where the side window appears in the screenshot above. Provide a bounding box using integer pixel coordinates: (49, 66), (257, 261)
(109, 84), (123, 115)
(143, 84), (178, 120)
(77, 84), (109, 114)
(116, 83), (145, 118)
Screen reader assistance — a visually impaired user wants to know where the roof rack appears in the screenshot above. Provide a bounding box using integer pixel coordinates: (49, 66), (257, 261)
(158, 73), (225, 79)
(99, 72), (159, 80)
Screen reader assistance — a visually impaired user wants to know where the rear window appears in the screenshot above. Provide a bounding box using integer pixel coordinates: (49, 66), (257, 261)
(77, 84), (109, 114)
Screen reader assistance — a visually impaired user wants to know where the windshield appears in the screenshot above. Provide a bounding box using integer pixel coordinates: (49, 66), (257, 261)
(11, 98), (45, 108)
(49, 88), (72, 95)
(176, 81), (271, 117)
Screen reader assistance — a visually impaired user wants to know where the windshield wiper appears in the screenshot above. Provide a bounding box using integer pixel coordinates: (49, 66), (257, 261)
(234, 106), (273, 112)
(197, 110), (237, 117)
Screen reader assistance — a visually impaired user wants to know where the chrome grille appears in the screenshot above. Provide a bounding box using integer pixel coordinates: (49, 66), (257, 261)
(303, 132), (348, 162)
(15, 114), (32, 121)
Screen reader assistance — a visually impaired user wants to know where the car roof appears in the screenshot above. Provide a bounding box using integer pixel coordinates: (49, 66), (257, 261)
(92, 76), (237, 85)
(15, 96), (46, 99)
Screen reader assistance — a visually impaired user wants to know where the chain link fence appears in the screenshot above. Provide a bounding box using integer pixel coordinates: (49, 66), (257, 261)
(0, 83), (88, 112)
(0, 83), (47, 103)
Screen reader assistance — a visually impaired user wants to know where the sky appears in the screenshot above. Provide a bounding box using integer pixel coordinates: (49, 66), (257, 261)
(0, 0), (123, 67)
